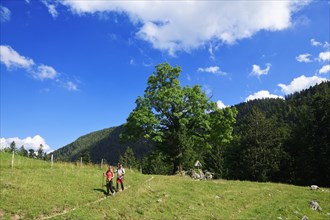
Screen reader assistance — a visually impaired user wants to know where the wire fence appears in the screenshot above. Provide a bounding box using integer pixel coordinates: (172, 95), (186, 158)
(0, 152), (105, 170)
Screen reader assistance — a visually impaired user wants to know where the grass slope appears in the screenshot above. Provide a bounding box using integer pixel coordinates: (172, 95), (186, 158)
(1, 152), (329, 219)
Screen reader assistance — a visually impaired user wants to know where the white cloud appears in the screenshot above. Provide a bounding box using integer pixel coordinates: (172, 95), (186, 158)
(42, 0), (58, 18)
(208, 43), (220, 60)
(251, 63), (271, 77)
(245, 90), (284, 101)
(208, 45), (215, 60)
(34, 64), (58, 80)
(318, 51), (330, 62)
(198, 66), (226, 76)
(0, 135), (53, 153)
(0, 45), (35, 69)
(64, 81), (78, 91)
(198, 66), (219, 74)
(296, 53), (312, 62)
(59, 1), (311, 55)
(216, 100), (226, 109)
(311, 38), (329, 48)
(319, 65), (330, 74)
(311, 38), (322, 47)
(1, 45), (78, 91)
(0, 5), (11, 22)
(278, 75), (328, 95)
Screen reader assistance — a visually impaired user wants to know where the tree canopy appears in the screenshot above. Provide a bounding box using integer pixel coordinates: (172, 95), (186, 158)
(121, 63), (237, 173)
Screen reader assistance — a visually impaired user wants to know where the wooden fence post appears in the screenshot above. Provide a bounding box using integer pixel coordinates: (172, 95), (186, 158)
(101, 158), (103, 169)
(80, 157), (82, 167)
(11, 151), (15, 168)
(51, 154), (54, 167)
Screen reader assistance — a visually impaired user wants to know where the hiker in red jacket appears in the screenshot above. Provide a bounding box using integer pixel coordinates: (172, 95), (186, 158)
(104, 165), (115, 196)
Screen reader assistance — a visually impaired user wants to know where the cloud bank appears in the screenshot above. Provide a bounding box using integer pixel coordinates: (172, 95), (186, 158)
(278, 75), (328, 95)
(0, 135), (53, 153)
(216, 100), (226, 109)
(318, 51), (330, 62)
(246, 90), (283, 101)
(59, 0), (311, 55)
(319, 65), (330, 74)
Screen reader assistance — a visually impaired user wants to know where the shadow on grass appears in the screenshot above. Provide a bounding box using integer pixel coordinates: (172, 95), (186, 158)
(93, 188), (106, 194)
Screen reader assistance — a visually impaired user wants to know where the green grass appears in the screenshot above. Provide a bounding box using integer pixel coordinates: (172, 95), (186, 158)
(1, 152), (329, 219)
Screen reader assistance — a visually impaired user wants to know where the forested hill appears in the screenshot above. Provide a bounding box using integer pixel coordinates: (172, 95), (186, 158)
(227, 81), (329, 186)
(52, 126), (153, 164)
(234, 80), (329, 124)
(233, 81), (329, 136)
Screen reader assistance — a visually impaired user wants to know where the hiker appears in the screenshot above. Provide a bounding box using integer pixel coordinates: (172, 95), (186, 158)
(104, 165), (115, 196)
(116, 163), (125, 192)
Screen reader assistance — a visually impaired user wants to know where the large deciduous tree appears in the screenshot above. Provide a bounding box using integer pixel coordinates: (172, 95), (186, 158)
(121, 63), (237, 173)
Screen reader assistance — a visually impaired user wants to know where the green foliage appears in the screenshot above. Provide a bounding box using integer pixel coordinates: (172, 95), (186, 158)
(17, 146), (28, 157)
(208, 107), (238, 146)
(141, 150), (172, 175)
(235, 107), (285, 181)
(28, 149), (35, 158)
(204, 107), (238, 178)
(229, 81), (330, 186)
(204, 142), (229, 179)
(53, 126), (153, 165)
(122, 63), (236, 173)
(284, 81), (330, 186)
(119, 147), (138, 169)
(80, 149), (91, 164)
(10, 141), (16, 152)
(37, 144), (44, 159)
(1, 147), (12, 153)
(53, 127), (116, 162)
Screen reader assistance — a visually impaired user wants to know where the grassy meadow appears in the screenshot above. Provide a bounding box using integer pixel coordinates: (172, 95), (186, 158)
(0, 152), (329, 219)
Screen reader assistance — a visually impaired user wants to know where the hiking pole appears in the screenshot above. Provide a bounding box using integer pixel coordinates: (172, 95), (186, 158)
(102, 173), (104, 188)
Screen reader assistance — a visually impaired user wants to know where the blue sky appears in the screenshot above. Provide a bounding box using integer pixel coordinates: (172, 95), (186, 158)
(1, 0), (329, 153)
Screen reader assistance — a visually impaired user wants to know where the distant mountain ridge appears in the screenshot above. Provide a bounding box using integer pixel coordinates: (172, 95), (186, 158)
(52, 125), (153, 164)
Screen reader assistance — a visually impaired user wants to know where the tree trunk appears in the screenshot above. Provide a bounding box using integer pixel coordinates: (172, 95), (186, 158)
(173, 161), (183, 174)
